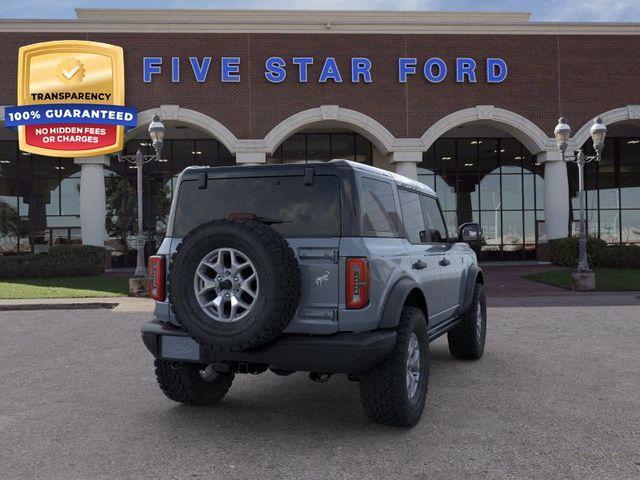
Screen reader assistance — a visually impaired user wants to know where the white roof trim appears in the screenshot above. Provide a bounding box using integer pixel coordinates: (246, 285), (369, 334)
(0, 9), (639, 35)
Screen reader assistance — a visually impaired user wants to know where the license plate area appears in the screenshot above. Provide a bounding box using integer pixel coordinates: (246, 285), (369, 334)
(160, 335), (201, 361)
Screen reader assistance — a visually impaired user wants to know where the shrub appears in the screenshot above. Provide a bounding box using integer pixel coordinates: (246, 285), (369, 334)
(550, 237), (640, 269)
(593, 244), (640, 269)
(0, 245), (107, 279)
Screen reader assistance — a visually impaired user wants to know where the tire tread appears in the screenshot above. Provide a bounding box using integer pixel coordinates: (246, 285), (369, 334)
(447, 283), (486, 360)
(154, 359), (234, 405)
(359, 306), (428, 427)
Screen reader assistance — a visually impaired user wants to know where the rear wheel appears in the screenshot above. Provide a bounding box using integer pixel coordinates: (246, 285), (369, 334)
(447, 282), (486, 360)
(359, 306), (429, 427)
(154, 359), (234, 405)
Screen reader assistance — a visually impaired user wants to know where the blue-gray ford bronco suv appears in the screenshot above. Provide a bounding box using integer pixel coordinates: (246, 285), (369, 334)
(142, 159), (486, 426)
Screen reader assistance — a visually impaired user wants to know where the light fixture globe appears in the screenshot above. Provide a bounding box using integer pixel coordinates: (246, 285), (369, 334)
(147, 113), (165, 157)
(554, 117), (571, 152)
(590, 116), (607, 153)
(148, 113), (165, 142)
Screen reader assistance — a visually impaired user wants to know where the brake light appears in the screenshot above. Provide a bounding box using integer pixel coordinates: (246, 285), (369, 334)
(148, 256), (166, 301)
(346, 258), (370, 309)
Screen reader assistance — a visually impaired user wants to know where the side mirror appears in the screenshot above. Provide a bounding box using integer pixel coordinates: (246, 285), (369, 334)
(458, 222), (481, 243)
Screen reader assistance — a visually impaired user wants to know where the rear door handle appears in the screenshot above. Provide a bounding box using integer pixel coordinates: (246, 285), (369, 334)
(412, 260), (428, 270)
(439, 257), (451, 267)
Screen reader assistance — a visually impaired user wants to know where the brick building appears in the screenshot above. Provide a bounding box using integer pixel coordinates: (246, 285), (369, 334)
(0, 9), (639, 262)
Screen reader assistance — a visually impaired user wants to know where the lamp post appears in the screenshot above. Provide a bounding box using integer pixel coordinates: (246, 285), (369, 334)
(117, 113), (165, 277)
(553, 116), (607, 288)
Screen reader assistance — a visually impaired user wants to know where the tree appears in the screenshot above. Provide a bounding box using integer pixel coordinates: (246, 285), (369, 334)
(0, 201), (20, 251)
(105, 176), (137, 252)
(104, 175), (173, 253)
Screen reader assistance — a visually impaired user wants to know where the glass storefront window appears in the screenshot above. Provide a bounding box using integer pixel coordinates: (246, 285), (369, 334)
(332, 134), (355, 161)
(620, 174), (640, 209)
(502, 210), (524, 248)
(501, 175), (523, 210)
(567, 136), (640, 244)
(523, 174), (536, 210)
(282, 134), (306, 163)
(436, 175), (456, 212)
(455, 175), (479, 211)
(481, 210), (501, 246)
(419, 136), (546, 259)
(434, 139), (455, 175)
(171, 140), (196, 173)
(500, 138), (523, 174)
(621, 210), (640, 243)
(456, 138), (477, 172)
(355, 134), (372, 164)
(60, 177), (80, 215)
(194, 139), (219, 166)
(535, 174), (544, 210)
(524, 210), (536, 245)
(478, 139), (498, 174)
(271, 132), (372, 164)
(599, 210), (620, 243)
(31, 155), (60, 178)
(307, 134), (331, 162)
(479, 175), (501, 211)
(0, 141), (18, 177)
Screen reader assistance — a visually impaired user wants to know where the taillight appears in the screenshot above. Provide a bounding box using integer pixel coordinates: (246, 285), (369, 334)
(148, 255), (165, 301)
(346, 257), (370, 309)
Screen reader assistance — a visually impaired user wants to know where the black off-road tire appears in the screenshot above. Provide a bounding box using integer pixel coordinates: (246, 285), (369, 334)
(154, 359), (234, 406)
(359, 307), (429, 427)
(447, 282), (486, 360)
(169, 219), (300, 352)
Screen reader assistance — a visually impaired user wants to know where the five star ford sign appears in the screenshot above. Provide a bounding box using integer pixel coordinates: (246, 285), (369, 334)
(5, 40), (137, 157)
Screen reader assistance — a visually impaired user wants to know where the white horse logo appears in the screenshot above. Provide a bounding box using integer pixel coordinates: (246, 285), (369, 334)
(315, 271), (330, 287)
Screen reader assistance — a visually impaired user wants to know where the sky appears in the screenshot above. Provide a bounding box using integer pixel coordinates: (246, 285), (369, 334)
(0, 0), (639, 22)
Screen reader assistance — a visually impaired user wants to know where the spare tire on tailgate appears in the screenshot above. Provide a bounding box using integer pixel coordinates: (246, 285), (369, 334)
(169, 219), (300, 352)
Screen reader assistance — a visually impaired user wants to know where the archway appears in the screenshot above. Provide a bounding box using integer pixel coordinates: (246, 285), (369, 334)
(263, 106), (396, 157)
(130, 106), (238, 153)
(421, 106), (552, 155)
(418, 115), (550, 261)
(569, 108), (640, 246)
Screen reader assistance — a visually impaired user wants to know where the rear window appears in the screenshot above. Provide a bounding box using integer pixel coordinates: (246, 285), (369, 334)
(173, 175), (341, 237)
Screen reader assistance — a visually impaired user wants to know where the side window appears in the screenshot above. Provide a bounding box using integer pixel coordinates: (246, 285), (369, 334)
(398, 189), (427, 244)
(420, 195), (448, 243)
(361, 177), (402, 237)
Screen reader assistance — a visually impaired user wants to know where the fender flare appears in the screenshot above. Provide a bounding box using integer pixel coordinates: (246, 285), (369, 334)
(459, 264), (483, 315)
(378, 277), (425, 329)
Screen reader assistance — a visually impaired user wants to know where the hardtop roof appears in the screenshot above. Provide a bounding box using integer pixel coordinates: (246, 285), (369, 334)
(181, 159), (437, 197)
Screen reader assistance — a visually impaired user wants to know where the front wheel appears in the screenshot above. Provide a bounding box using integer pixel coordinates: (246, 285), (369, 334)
(447, 282), (487, 360)
(154, 359), (234, 405)
(359, 306), (429, 427)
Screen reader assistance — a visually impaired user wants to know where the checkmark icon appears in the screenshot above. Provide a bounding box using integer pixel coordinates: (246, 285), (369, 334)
(62, 64), (80, 79)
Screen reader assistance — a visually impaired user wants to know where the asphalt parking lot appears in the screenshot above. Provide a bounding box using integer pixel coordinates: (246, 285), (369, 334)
(1, 305), (639, 480)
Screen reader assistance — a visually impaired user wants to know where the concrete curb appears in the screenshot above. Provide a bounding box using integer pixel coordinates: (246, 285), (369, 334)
(0, 296), (153, 313)
(0, 302), (119, 311)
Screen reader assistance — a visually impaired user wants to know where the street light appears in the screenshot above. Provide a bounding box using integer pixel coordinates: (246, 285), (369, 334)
(553, 116), (607, 282)
(117, 113), (166, 277)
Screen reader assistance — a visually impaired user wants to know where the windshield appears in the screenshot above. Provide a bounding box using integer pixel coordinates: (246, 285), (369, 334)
(172, 174), (341, 237)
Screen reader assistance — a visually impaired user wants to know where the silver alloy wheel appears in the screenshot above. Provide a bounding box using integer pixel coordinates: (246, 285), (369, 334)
(193, 247), (259, 323)
(406, 333), (421, 399)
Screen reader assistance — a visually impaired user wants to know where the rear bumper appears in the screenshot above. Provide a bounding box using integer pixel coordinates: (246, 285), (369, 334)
(141, 320), (396, 374)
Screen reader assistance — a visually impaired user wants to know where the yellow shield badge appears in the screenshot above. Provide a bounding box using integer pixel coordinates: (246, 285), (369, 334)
(6, 40), (135, 158)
